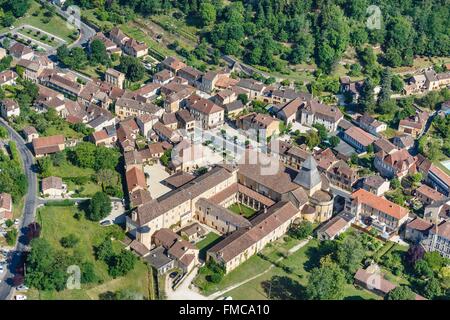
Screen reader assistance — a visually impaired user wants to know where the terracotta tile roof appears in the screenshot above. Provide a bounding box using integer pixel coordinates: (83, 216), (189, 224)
(237, 184), (276, 207)
(344, 126), (377, 147)
(196, 198), (252, 228)
(0, 192), (12, 211)
(364, 175), (387, 189)
(23, 126), (38, 136)
(130, 189), (152, 207)
(238, 151), (299, 195)
(374, 138), (397, 154)
(208, 201), (299, 263)
(416, 184), (445, 202)
(352, 189), (409, 220)
(406, 217), (432, 232)
(376, 149), (416, 173)
(32, 135), (64, 155)
(161, 56), (186, 71)
(153, 228), (195, 260)
(125, 167), (146, 193)
(130, 240), (150, 257)
(317, 213), (353, 238)
(429, 165), (450, 188)
(91, 130), (109, 142)
(135, 166), (232, 225)
(41, 176), (63, 191)
(163, 171), (195, 188)
(190, 98), (223, 115)
(354, 268), (396, 295)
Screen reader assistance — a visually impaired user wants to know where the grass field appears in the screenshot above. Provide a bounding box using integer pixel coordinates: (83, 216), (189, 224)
(196, 232), (223, 260)
(0, 1), (77, 43)
(227, 239), (380, 300)
(46, 160), (102, 197)
(228, 203), (257, 219)
(27, 206), (151, 300)
(194, 236), (380, 300)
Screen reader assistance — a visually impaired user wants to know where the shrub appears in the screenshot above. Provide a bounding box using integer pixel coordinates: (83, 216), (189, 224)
(208, 273), (223, 284)
(60, 234), (79, 248)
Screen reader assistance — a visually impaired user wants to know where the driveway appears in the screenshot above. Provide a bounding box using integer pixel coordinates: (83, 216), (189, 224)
(165, 267), (208, 300)
(0, 119), (38, 300)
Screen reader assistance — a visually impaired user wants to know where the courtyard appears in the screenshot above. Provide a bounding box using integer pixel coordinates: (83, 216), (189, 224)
(143, 162), (172, 199)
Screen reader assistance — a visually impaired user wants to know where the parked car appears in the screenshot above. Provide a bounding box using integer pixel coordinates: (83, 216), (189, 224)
(16, 284), (29, 292)
(15, 295), (27, 300)
(169, 271), (178, 279)
(100, 220), (112, 227)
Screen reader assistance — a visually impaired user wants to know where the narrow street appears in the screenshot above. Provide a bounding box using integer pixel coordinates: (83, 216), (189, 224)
(0, 119), (38, 300)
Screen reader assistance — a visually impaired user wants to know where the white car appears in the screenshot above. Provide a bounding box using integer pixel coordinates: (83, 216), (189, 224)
(14, 219), (19, 225)
(9, 26), (14, 30)
(16, 285), (29, 292)
(0, 265), (4, 273)
(15, 295), (27, 300)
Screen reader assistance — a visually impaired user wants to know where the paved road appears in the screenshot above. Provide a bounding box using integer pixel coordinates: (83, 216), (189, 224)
(0, 119), (38, 300)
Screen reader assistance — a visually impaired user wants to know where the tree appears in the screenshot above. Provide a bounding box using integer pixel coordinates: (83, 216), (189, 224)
(25, 238), (72, 291)
(423, 252), (446, 273)
(359, 78), (376, 114)
(305, 131), (320, 149)
(5, 228), (17, 245)
(70, 142), (96, 168)
(90, 39), (110, 65)
(423, 277), (442, 300)
(237, 93), (248, 105)
(385, 286), (415, 300)
(108, 250), (137, 278)
(315, 5), (349, 73)
(336, 235), (365, 275)
(406, 245), (425, 266)
(160, 149), (172, 167)
(94, 147), (120, 171)
(290, 221), (313, 240)
(329, 136), (340, 148)
(86, 192), (112, 221)
(378, 68), (392, 106)
(0, 126), (8, 139)
(117, 56), (145, 82)
(391, 75), (404, 93)
(199, 2), (216, 26)
(81, 261), (98, 284)
(95, 238), (114, 262)
(414, 259), (433, 279)
(60, 234), (79, 248)
(306, 263), (346, 300)
(391, 178), (401, 190)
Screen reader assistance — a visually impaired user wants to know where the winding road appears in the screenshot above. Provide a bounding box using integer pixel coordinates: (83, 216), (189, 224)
(0, 119), (38, 300)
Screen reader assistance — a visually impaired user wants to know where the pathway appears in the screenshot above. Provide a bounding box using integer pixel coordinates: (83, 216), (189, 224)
(164, 236), (312, 300)
(208, 237), (311, 300)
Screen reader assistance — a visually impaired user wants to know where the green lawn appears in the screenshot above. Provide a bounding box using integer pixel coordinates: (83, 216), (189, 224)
(1, 1), (77, 43)
(194, 236), (380, 300)
(28, 206), (151, 300)
(46, 160), (102, 197)
(228, 203), (257, 219)
(196, 232), (223, 261)
(194, 255), (273, 296)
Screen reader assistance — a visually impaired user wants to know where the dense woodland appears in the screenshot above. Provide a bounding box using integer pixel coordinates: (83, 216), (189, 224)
(66, 0), (450, 73)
